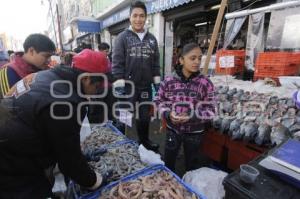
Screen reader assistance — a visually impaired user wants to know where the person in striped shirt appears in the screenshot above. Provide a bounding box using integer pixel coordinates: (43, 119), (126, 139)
(0, 33), (55, 98)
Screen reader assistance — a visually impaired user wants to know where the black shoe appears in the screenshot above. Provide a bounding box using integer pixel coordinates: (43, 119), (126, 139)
(142, 140), (159, 152)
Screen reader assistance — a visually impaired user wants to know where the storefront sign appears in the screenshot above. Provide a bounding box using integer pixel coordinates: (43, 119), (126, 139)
(102, 7), (130, 29)
(146, 0), (191, 14)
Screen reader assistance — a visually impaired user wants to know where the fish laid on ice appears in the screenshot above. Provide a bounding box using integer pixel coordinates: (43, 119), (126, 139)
(270, 123), (290, 145)
(255, 124), (271, 146)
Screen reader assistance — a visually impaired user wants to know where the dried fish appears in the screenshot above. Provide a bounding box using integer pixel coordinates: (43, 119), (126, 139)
(99, 170), (199, 199)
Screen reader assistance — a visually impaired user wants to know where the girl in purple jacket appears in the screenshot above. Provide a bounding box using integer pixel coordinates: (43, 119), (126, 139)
(154, 43), (216, 172)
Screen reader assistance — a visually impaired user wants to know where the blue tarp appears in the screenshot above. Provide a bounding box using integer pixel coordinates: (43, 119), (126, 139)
(77, 20), (101, 33)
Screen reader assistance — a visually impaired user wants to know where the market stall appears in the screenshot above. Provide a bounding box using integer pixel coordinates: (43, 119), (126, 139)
(68, 122), (206, 199)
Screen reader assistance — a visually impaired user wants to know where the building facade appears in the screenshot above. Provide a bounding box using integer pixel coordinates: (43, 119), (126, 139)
(50, 0), (289, 75)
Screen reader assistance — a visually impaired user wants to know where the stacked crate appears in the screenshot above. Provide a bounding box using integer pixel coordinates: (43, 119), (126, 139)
(215, 50), (245, 75)
(254, 52), (300, 83)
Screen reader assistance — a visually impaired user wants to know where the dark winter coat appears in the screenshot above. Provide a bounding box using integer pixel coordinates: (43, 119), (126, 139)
(0, 66), (97, 197)
(112, 29), (160, 88)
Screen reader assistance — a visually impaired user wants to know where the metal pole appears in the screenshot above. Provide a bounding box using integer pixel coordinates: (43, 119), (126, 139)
(48, 0), (58, 48)
(56, 3), (64, 52)
(225, 0), (300, 20)
(203, 0), (228, 75)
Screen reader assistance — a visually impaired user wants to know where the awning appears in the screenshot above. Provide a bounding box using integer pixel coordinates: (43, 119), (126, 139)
(102, 7), (130, 29)
(76, 33), (91, 41)
(71, 17), (101, 33)
(77, 20), (101, 33)
(146, 0), (192, 14)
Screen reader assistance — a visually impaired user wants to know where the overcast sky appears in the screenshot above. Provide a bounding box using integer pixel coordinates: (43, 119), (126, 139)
(0, 0), (48, 43)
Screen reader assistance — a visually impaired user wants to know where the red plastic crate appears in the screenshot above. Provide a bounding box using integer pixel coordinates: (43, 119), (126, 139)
(226, 139), (265, 170)
(215, 50), (245, 75)
(254, 52), (300, 78)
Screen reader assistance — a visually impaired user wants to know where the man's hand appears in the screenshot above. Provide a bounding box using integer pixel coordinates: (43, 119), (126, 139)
(113, 79), (126, 96)
(87, 170), (113, 191)
(83, 148), (107, 162)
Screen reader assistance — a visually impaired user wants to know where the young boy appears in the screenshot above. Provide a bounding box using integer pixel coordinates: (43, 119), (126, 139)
(0, 33), (55, 98)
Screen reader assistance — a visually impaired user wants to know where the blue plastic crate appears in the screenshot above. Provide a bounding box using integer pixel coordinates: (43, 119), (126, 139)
(68, 141), (146, 199)
(81, 164), (206, 199)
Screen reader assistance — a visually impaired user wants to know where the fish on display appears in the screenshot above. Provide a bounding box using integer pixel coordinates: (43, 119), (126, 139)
(270, 123), (291, 145)
(243, 122), (259, 142)
(213, 116), (222, 130)
(255, 124), (271, 146)
(232, 121), (246, 140)
(214, 85), (300, 146)
(229, 118), (242, 137)
(220, 117), (234, 134)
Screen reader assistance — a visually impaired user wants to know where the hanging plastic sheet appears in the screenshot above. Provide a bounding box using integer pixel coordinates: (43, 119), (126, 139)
(223, 16), (247, 49)
(266, 6), (300, 50)
(245, 13), (265, 71)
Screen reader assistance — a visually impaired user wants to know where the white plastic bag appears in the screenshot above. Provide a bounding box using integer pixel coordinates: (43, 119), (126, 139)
(138, 145), (165, 165)
(80, 114), (92, 142)
(183, 167), (228, 199)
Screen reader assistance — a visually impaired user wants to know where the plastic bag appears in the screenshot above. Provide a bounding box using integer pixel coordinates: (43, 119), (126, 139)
(183, 167), (228, 199)
(80, 114), (92, 142)
(52, 167), (67, 198)
(293, 91), (300, 109)
(138, 144), (165, 165)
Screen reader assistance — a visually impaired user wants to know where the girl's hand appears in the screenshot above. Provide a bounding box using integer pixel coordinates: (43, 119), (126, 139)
(170, 112), (190, 124)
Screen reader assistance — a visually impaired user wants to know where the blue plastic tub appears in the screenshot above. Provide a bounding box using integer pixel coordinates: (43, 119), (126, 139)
(80, 164), (206, 199)
(68, 140), (145, 199)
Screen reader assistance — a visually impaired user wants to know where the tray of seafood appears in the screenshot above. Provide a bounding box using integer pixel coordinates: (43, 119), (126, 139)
(81, 121), (129, 152)
(89, 141), (146, 183)
(69, 141), (148, 199)
(90, 164), (206, 199)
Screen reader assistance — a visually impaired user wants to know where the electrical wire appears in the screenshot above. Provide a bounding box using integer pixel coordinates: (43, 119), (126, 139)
(234, 0), (263, 12)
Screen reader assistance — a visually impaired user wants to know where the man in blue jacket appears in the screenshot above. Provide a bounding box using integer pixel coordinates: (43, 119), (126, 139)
(112, 0), (161, 151)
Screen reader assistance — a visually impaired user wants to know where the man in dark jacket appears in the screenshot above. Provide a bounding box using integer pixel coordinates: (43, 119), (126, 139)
(112, 0), (160, 151)
(0, 33), (56, 98)
(0, 49), (110, 198)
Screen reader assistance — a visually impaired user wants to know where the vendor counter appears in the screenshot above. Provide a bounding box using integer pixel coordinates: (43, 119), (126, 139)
(201, 128), (268, 170)
(222, 154), (300, 199)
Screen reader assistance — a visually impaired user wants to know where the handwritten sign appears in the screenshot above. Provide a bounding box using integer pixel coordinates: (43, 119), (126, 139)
(219, 56), (235, 68)
(119, 109), (133, 127)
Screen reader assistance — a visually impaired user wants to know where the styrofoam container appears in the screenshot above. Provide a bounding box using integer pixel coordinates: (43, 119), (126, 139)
(278, 76), (300, 89)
